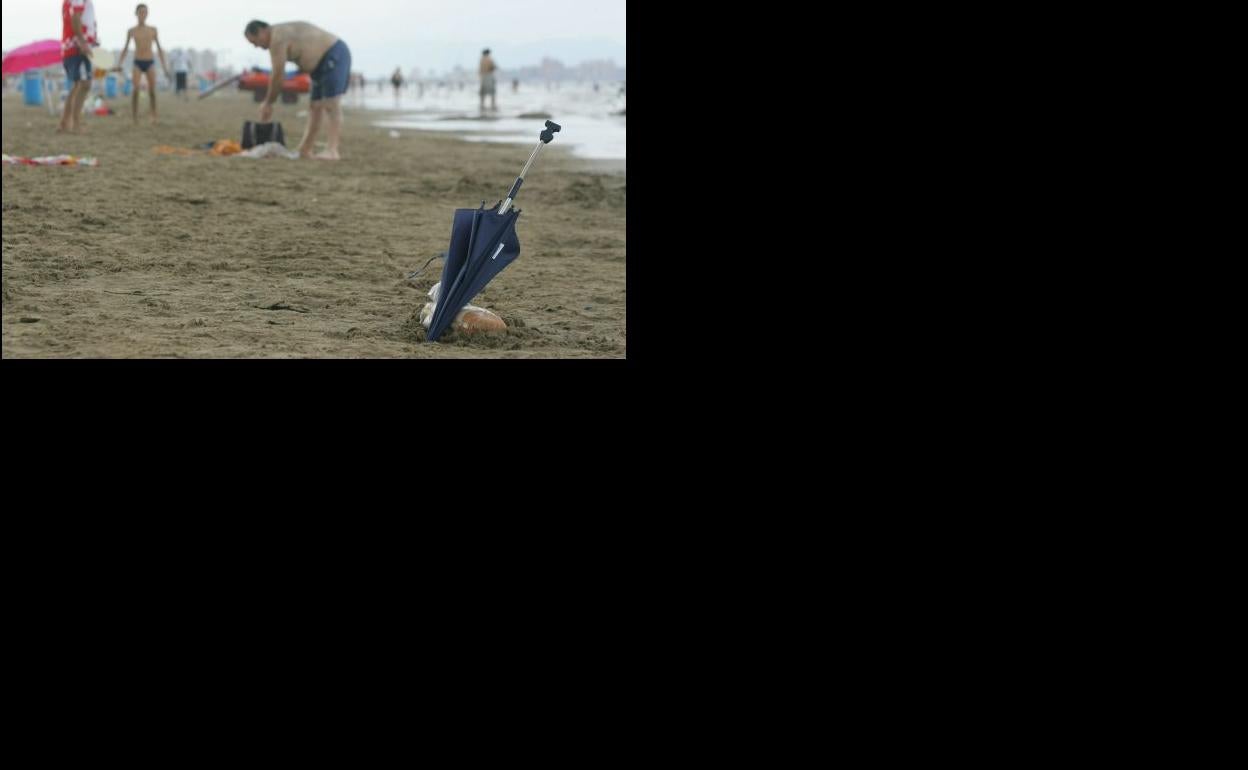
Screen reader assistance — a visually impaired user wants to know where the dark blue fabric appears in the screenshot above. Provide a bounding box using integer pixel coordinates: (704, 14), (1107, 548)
(437, 207), (478, 305)
(63, 54), (92, 82)
(427, 204), (522, 342)
(310, 39), (351, 101)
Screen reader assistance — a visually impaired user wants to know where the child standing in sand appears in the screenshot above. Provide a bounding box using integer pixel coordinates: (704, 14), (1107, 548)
(117, 4), (169, 124)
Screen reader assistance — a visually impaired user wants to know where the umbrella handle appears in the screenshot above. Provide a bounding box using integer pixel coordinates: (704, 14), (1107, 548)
(541, 120), (561, 143)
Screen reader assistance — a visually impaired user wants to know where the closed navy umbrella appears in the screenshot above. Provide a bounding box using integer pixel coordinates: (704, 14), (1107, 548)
(426, 119), (561, 342)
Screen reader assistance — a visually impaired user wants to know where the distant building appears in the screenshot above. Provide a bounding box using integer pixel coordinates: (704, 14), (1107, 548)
(188, 49), (217, 76)
(417, 56), (624, 86)
(539, 57), (566, 81)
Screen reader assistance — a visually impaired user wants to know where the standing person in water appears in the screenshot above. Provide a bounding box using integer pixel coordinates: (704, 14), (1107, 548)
(391, 67), (404, 103)
(118, 4), (170, 124)
(244, 20), (353, 160)
(478, 48), (497, 111)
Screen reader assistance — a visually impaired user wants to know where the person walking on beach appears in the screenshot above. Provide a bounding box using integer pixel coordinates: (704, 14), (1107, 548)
(58, 0), (99, 134)
(169, 47), (192, 100)
(118, 4), (170, 124)
(479, 48), (497, 111)
(244, 20), (353, 160)
(391, 66), (404, 103)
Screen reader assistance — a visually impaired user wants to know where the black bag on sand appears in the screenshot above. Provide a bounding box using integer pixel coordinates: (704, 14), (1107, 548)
(241, 121), (286, 149)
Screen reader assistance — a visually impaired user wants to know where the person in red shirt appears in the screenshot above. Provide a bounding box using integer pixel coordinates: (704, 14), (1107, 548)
(59, 0), (99, 134)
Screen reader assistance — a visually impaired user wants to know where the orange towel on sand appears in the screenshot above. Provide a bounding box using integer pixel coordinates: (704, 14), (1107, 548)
(153, 140), (243, 157)
(210, 139), (242, 156)
(153, 145), (200, 156)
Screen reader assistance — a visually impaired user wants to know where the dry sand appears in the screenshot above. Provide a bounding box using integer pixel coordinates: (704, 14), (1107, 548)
(1, 90), (625, 358)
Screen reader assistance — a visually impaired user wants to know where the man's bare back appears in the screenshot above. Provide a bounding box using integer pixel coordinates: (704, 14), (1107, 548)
(267, 22), (338, 73)
(245, 19), (350, 159)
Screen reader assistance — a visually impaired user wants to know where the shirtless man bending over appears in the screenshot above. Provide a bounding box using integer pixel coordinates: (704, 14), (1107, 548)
(117, 3), (169, 124)
(244, 20), (353, 160)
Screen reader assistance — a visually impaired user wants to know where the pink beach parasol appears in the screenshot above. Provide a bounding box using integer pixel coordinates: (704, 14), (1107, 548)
(2, 40), (63, 77)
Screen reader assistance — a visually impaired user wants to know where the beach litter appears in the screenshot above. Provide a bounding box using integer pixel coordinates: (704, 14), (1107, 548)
(3, 153), (98, 166)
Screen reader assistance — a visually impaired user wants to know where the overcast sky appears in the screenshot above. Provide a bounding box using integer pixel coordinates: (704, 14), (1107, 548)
(2, 0), (625, 76)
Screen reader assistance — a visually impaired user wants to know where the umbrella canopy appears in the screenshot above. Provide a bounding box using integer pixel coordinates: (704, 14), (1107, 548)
(425, 119), (561, 342)
(2, 40), (62, 77)
(426, 206), (522, 341)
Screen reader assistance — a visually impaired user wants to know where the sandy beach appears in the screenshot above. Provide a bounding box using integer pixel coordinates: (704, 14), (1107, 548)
(1, 89), (625, 358)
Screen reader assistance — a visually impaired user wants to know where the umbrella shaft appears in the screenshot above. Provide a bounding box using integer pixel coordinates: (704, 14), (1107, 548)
(519, 141), (544, 179)
(498, 141), (546, 214)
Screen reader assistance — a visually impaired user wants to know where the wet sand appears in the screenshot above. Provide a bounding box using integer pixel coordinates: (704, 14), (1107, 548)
(1, 90), (625, 358)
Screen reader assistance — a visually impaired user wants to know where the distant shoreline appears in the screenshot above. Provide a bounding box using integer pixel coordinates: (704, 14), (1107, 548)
(356, 101), (625, 171)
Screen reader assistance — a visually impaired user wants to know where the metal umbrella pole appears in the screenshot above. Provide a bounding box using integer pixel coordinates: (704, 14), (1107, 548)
(497, 119), (561, 214)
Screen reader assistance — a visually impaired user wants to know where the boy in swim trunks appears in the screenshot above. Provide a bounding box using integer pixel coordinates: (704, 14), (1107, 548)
(245, 20), (352, 160)
(118, 4), (170, 124)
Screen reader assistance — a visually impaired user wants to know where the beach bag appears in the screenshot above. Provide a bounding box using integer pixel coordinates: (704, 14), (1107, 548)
(241, 121), (286, 149)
